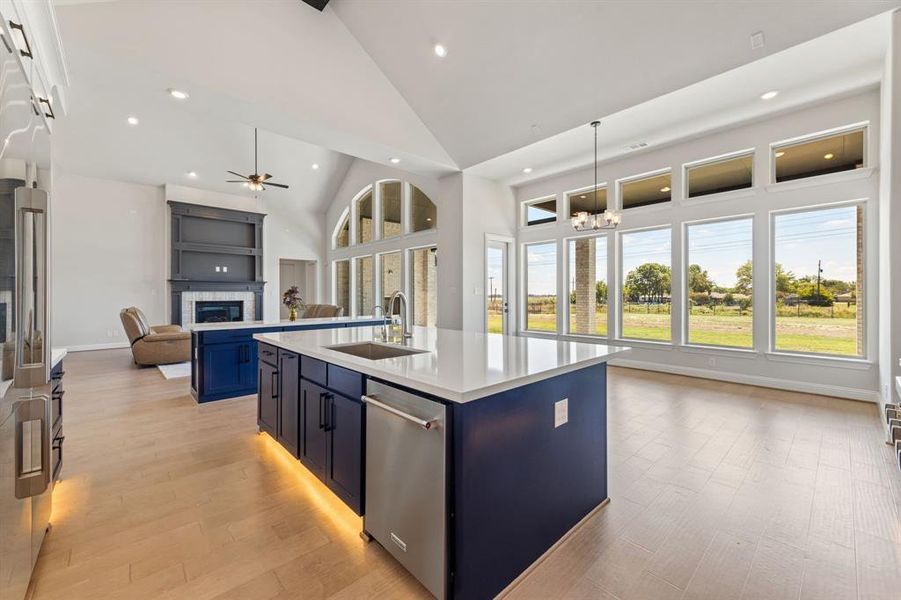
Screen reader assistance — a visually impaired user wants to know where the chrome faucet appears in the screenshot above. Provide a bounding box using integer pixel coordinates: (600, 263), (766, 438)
(371, 304), (388, 340)
(387, 290), (413, 340)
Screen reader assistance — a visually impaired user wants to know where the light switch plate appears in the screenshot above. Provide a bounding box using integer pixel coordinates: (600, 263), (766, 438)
(555, 398), (568, 428)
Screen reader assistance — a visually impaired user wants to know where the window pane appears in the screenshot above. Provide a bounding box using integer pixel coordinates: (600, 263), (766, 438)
(355, 255), (373, 316)
(356, 189), (373, 244)
(335, 214), (349, 248)
(526, 242), (557, 332)
(622, 172), (672, 209)
(486, 245), (505, 334)
(686, 219), (753, 348)
(411, 185), (437, 232)
(568, 236), (607, 336)
(687, 154), (753, 198)
(567, 188), (606, 217)
(334, 260), (350, 316)
(774, 129), (864, 183)
(621, 228), (671, 341)
(525, 197), (556, 226)
(380, 181), (402, 239)
(774, 205), (863, 357)
(378, 251), (402, 312)
(410, 246), (437, 326)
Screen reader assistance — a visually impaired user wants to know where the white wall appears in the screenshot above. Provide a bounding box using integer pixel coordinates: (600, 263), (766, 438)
(515, 90), (881, 401)
(51, 172), (167, 350)
(879, 10), (901, 419)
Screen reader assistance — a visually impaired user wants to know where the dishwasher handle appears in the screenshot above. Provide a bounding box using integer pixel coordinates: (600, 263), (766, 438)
(362, 394), (434, 430)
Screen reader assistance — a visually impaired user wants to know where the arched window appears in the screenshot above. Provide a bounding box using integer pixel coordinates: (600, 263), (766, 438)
(411, 184), (437, 232)
(333, 207), (350, 249)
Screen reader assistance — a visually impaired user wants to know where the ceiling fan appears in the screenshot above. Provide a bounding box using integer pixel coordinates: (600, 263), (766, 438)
(226, 128), (289, 191)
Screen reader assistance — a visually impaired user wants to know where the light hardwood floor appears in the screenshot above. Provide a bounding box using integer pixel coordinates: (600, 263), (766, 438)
(28, 349), (901, 600)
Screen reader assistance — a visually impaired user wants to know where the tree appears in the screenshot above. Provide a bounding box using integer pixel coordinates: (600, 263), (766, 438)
(596, 280), (608, 304)
(734, 260), (753, 295)
(688, 264), (714, 294)
(775, 263), (795, 294)
(624, 263), (671, 303)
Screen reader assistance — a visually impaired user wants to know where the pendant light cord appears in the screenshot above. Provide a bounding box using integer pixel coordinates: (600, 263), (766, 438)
(591, 120), (601, 224)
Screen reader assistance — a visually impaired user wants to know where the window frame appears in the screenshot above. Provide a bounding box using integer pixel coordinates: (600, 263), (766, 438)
(332, 207), (350, 250)
(332, 258), (351, 315)
(350, 185), (374, 247)
(616, 224), (674, 344)
(377, 179), (404, 241)
(564, 184), (609, 222)
(681, 214), (755, 350)
(617, 168), (673, 212)
(768, 122), (869, 186)
(375, 249), (404, 315)
(768, 199), (868, 360)
(352, 254), (374, 317)
(683, 148), (755, 201)
(521, 195), (559, 228)
(522, 239), (560, 334)
(406, 243), (439, 327)
(564, 232), (609, 339)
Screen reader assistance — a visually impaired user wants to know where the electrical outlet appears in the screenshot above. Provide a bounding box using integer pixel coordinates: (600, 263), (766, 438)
(555, 398), (568, 428)
(215, 266), (221, 272)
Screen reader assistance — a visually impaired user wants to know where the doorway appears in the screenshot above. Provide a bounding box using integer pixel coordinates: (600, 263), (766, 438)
(279, 259), (317, 319)
(485, 239), (511, 334)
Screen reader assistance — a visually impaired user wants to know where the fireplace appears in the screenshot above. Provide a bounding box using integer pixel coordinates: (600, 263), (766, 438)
(195, 300), (244, 324)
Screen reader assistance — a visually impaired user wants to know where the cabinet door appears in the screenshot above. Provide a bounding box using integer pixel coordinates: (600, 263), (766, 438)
(239, 341), (258, 389)
(326, 393), (363, 514)
(277, 352), (300, 457)
(257, 361), (278, 437)
(299, 379), (328, 481)
(203, 342), (244, 395)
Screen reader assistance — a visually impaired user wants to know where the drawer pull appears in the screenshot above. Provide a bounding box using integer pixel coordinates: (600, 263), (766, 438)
(8, 20), (33, 59)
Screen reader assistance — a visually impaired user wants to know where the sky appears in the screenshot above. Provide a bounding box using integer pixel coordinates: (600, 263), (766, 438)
(525, 205), (859, 296)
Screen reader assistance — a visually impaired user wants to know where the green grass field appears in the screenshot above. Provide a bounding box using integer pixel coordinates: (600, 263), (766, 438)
(512, 306), (860, 356)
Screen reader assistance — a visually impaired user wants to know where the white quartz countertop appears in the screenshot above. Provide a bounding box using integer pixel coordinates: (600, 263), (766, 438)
(254, 326), (630, 403)
(190, 316), (384, 332)
(51, 348), (67, 368)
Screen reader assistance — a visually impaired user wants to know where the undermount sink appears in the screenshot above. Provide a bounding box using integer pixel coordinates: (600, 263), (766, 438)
(325, 342), (429, 361)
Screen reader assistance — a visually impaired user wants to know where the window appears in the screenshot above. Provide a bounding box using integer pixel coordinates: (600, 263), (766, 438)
(356, 189), (373, 244)
(686, 153), (753, 198)
(773, 128), (865, 183)
(378, 251), (402, 312)
(773, 204), (864, 357)
(354, 255), (374, 316)
(411, 185), (437, 232)
(685, 218), (753, 348)
(525, 242), (557, 332)
(621, 171), (672, 209)
(567, 236), (607, 336)
(567, 187), (606, 219)
(523, 196), (557, 226)
(620, 228), (672, 341)
(409, 246), (437, 326)
(335, 212), (349, 248)
(334, 260), (350, 316)
(380, 181), (402, 239)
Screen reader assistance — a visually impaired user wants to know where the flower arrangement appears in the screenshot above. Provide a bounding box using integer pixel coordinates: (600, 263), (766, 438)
(282, 286), (305, 321)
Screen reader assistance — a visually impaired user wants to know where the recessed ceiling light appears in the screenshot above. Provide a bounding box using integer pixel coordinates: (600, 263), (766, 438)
(824, 153), (834, 160)
(168, 88), (189, 100)
(126, 116), (139, 126)
(522, 167), (533, 174)
(186, 171), (197, 178)
(760, 90), (779, 100)
(389, 157), (401, 164)
(580, 195), (586, 199)
(775, 151), (785, 158)
(660, 186), (671, 193)
(311, 163), (320, 170)
(434, 44), (447, 58)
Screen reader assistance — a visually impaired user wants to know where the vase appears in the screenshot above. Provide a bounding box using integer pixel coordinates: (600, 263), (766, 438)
(289, 306), (298, 321)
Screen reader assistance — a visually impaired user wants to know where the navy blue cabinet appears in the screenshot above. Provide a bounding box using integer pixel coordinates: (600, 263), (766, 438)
(257, 360), (278, 437)
(277, 350), (300, 457)
(326, 392), (363, 513)
(299, 379), (328, 480)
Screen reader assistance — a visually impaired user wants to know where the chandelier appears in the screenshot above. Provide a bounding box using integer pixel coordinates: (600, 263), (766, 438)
(572, 120), (622, 231)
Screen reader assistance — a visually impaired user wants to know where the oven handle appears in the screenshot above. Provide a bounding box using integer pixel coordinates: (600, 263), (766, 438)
(362, 394), (434, 430)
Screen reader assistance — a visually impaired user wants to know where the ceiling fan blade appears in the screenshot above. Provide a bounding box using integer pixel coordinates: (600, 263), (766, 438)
(227, 170), (249, 179)
(264, 182), (289, 189)
(260, 173), (273, 181)
(226, 180), (246, 183)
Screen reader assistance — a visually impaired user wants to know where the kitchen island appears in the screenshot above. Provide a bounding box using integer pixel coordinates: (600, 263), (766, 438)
(189, 316), (384, 402)
(254, 326), (628, 600)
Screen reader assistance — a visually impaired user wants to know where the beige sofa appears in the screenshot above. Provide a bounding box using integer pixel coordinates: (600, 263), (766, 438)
(119, 307), (190, 366)
(302, 304), (344, 318)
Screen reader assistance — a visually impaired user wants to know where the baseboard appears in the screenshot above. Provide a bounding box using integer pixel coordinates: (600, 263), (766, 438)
(64, 342), (130, 352)
(609, 358), (879, 403)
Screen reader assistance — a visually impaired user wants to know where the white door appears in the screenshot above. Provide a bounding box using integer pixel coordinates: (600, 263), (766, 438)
(485, 241), (509, 334)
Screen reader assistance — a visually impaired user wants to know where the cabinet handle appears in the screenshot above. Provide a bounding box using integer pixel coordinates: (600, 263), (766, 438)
(271, 372), (278, 398)
(8, 21), (33, 59)
(319, 393), (326, 429)
(38, 97), (54, 119)
(327, 396), (335, 432)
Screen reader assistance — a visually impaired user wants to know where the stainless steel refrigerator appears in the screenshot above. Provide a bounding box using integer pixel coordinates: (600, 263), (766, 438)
(0, 17), (53, 600)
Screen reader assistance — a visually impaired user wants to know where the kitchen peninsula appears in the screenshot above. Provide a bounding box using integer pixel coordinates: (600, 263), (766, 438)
(253, 326), (629, 600)
(189, 316), (384, 403)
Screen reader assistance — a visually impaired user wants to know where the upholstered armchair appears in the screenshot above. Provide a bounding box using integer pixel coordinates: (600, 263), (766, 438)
(301, 304), (344, 318)
(119, 307), (190, 366)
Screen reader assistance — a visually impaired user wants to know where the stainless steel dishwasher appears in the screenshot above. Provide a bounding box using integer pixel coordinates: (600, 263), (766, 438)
(362, 380), (447, 599)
